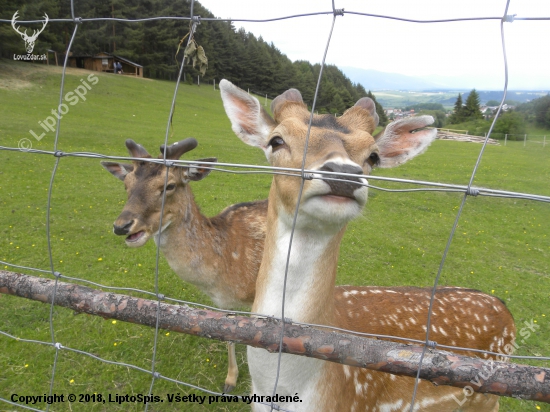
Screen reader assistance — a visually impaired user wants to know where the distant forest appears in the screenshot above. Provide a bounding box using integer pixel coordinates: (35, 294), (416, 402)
(0, 0), (387, 122)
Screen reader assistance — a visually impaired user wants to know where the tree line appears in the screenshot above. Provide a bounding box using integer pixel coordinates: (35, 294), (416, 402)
(0, 0), (387, 123)
(406, 90), (549, 138)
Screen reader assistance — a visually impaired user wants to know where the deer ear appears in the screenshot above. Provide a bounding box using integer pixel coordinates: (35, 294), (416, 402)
(183, 158), (217, 182)
(354, 97), (379, 129)
(374, 116), (437, 168)
(271, 89), (303, 121)
(340, 97), (379, 135)
(219, 79), (276, 150)
(101, 162), (134, 181)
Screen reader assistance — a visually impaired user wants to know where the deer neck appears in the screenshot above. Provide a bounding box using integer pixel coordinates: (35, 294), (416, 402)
(153, 186), (225, 302)
(253, 188), (345, 326)
(248, 188), (346, 405)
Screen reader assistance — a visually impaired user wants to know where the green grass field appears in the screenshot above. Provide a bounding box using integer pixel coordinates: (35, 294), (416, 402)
(0, 59), (549, 411)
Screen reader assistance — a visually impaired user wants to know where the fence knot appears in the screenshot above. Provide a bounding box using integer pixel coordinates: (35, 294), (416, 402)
(283, 317), (293, 324)
(53, 150), (65, 158)
(164, 160), (175, 168)
(426, 340), (437, 349)
(333, 8), (345, 16)
(153, 371), (161, 378)
(302, 172), (314, 180)
(53, 271), (62, 278)
(502, 14), (516, 23)
(156, 293), (165, 301)
(192, 15), (201, 25)
(54, 342), (63, 350)
(466, 187), (480, 197)
(73, 17), (83, 24)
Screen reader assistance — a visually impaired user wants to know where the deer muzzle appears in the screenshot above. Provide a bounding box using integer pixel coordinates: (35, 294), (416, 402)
(318, 162), (364, 199)
(113, 220), (134, 236)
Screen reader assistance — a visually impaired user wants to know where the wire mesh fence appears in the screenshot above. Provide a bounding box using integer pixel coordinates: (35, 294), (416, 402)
(0, 0), (549, 411)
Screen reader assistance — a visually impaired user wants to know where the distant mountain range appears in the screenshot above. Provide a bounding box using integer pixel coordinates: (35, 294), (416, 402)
(342, 66), (549, 92)
(342, 67), (446, 91)
(341, 67), (549, 107)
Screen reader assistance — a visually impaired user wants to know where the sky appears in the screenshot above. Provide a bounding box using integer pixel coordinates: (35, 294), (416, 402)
(198, 0), (550, 90)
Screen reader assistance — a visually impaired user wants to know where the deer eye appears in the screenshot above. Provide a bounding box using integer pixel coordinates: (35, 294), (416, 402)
(161, 183), (176, 194)
(366, 152), (380, 167)
(268, 136), (285, 151)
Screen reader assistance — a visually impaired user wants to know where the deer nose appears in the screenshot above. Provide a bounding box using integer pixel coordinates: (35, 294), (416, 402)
(319, 162), (363, 181)
(113, 220), (134, 236)
(318, 162), (364, 198)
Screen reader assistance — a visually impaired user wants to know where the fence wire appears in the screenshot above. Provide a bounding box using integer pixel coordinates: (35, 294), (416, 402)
(0, 1), (549, 411)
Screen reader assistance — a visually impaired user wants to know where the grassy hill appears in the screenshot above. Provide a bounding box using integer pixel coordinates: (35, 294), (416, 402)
(0, 59), (549, 411)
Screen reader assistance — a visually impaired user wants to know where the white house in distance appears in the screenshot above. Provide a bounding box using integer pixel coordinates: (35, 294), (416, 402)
(480, 104), (515, 119)
(386, 104), (515, 121)
(384, 108), (415, 120)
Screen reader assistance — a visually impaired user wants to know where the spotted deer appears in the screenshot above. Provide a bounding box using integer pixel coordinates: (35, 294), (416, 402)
(220, 79), (515, 411)
(102, 99), (514, 399)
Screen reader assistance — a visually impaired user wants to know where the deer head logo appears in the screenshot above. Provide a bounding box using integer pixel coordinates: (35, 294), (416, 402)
(11, 11), (49, 54)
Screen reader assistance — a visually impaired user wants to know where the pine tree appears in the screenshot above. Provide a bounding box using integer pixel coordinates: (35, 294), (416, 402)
(449, 93), (464, 124)
(463, 89), (483, 120)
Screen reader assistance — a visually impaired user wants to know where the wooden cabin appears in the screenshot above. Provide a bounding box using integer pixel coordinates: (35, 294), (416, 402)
(67, 52), (143, 77)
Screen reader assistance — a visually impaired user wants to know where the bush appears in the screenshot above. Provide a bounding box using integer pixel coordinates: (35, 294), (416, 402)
(447, 111), (526, 140)
(492, 111), (526, 136)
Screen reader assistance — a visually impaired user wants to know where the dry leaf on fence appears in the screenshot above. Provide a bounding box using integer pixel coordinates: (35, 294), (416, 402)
(184, 39), (208, 76)
(194, 45), (208, 76)
(184, 39), (197, 57)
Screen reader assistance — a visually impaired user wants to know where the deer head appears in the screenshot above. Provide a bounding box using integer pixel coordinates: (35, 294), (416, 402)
(220, 79), (436, 232)
(101, 139), (216, 247)
(11, 11), (49, 54)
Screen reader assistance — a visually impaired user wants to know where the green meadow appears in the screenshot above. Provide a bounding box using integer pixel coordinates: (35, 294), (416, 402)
(0, 59), (548, 411)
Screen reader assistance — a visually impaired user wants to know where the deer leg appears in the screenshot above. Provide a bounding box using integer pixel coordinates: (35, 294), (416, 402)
(224, 342), (238, 393)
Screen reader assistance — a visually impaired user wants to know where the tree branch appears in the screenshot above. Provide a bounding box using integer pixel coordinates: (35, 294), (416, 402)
(1, 270), (549, 403)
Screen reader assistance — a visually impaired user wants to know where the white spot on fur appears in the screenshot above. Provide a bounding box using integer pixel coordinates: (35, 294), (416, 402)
(379, 399), (404, 412)
(343, 365), (351, 380)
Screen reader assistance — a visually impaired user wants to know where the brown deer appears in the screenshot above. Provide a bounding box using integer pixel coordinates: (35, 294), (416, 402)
(101, 138), (267, 392)
(220, 79), (515, 411)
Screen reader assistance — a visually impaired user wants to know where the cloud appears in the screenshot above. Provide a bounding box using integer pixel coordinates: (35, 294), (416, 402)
(201, 0), (550, 90)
